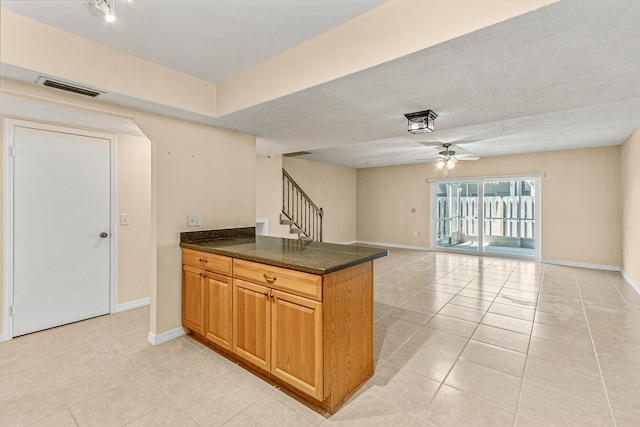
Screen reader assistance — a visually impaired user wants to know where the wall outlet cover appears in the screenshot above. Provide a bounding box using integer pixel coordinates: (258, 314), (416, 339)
(188, 214), (201, 227)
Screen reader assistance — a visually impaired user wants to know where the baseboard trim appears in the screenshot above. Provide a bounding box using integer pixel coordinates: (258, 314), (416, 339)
(541, 259), (620, 272)
(148, 326), (185, 346)
(621, 269), (640, 295)
(115, 297), (150, 313)
(341, 240), (358, 245)
(355, 240), (432, 251)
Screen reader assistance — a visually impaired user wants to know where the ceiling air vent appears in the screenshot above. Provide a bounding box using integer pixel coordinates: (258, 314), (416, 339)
(36, 77), (104, 98)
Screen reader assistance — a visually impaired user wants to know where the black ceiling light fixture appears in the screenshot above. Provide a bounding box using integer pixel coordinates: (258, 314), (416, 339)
(404, 109), (437, 134)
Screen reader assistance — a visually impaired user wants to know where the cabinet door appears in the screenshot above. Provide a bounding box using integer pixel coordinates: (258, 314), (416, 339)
(271, 289), (323, 400)
(204, 272), (233, 350)
(232, 279), (271, 371)
(182, 265), (205, 335)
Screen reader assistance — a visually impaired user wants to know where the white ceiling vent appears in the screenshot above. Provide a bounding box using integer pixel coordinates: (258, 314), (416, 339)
(36, 76), (105, 98)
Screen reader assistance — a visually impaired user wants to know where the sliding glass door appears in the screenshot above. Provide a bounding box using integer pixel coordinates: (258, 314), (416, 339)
(436, 182), (479, 252)
(482, 179), (536, 257)
(432, 175), (541, 259)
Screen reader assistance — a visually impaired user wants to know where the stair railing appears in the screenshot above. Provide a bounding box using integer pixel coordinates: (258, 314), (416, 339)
(282, 169), (323, 242)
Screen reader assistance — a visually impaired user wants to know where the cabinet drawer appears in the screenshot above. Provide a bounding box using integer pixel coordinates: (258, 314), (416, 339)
(183, 248), (232, 276)
(233, 259), (322, 301)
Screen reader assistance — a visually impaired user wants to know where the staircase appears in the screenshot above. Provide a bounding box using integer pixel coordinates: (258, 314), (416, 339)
(281, 169), (323, 242)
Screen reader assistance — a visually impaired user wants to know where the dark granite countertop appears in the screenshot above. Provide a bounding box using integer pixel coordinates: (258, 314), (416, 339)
(180, 235), (388, 275)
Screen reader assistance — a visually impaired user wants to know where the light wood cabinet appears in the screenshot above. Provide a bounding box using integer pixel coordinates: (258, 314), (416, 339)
(204, 272), (232, 350)
(182, 248), (374, 414)
(182, 265), (205, 336)
(182, 250), (233, 347)
(231, 277), (323, 400)
(232, 278), (271, 370)
(270, 288), (323, 399)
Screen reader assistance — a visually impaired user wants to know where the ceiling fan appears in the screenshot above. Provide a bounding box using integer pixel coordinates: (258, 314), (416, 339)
(417, 142), (480, 176)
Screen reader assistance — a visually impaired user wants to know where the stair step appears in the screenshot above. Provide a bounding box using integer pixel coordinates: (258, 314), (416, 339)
(290, 227), (305, 234)
(299, 236), (313, 241)
(280, 213), (294, 225)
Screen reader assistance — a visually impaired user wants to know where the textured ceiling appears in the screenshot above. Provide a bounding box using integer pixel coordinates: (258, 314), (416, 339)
(215, 0), (640, 167)
(1, 0), (639, 169)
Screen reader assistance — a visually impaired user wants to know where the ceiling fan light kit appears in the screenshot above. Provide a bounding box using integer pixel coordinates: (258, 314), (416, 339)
(436, 158), (456, 170)
(404, 109), (437, 134)
(86, 0), (131, 22)
(86, 0), (115, 21)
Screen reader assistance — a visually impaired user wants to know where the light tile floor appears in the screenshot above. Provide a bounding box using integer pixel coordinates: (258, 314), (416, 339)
(2, 248), (640, 426)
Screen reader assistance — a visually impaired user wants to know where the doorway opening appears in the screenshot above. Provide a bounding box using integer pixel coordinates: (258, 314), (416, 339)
(430, 175), (542, 260)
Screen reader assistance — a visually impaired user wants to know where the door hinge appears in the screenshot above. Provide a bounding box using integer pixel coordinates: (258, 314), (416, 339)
(9, 146), (16, 157)
(9, 305), (15, 316)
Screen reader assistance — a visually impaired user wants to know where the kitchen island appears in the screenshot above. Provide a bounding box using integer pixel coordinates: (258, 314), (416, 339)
(180, 229), (388, 413)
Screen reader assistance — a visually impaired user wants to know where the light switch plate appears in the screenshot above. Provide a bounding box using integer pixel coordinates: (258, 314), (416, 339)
(188, 214), (201, 227)
(120, 213), (130, 226)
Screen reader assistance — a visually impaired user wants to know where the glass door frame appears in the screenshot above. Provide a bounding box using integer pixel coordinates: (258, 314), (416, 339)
(428, 173), (543, 261)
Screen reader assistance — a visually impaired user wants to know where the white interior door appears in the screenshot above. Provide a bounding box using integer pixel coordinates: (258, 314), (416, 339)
(12, 125), (112, 336)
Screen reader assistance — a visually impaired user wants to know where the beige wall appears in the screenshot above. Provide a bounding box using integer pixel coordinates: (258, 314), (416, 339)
(133, 113), (256, 335)
(256, 155), (291, 239)
(116, 134), (152, 304)
(357, 163), (431, 248)
(0, 119), (3, 333)
(283, 157), (357, 244)
(621, 129), (640, 285)
(357, 146), (622, 267)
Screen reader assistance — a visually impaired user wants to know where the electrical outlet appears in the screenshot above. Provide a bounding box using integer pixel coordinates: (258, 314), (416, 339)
(187, 214), (201, 227)
(120, 213), (130, 226)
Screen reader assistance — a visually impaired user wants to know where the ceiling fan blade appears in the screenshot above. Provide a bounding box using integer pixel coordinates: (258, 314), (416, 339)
(457, 156), (480, 161)
(416, 141), (445, 147)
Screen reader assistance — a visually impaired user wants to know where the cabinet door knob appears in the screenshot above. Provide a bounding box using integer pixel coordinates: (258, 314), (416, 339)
(264, 292), (269, 298)
(263, 274), (277, 283)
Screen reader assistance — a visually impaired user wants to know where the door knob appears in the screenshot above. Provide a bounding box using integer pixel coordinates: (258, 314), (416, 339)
(100, 232), (109, 238)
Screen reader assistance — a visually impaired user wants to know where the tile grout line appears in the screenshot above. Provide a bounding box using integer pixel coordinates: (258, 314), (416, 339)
(117, 333), (204, 427)
(513, 262), (545, 426)
(374, 253), (484, 421)
(415, 255), (487, 421)
(420, 257), (524, 422)
(574, 270), (618, 427)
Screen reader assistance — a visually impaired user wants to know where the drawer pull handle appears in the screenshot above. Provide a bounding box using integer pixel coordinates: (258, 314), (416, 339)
(198, 258), (208, 263)
(263, 274), (277, 283)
